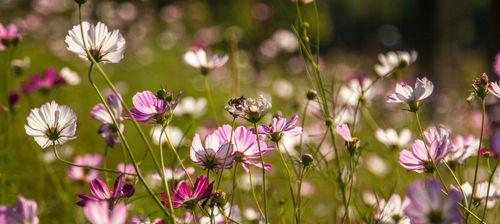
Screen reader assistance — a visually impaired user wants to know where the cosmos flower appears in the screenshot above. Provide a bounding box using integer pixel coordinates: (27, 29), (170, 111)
(398, 139), (448, 173)
(199, 203), (242, 224)
(162, 175), (213, 209)
(127, 90), (181, 123)
(83, 201), (127, 224)
(59, 67), (81, 85)
(116, 163), (137, 180)
(150, 125), (184, 146)
(375, 128), (412, 149)
(461, 182), (499, 209)
(190, 128), (233, 172)
(77, 175), (134, 207)
(489, 81), (500, 98)
(422, 126), (451, 150)
(183, 48), (228, 75)
(129, 215), (162, 224)
(0, 196), (39, 224)
(446, 135), (479, 164)
(374, 194), (410, 224)
(24, 101), (77, 148)
(67, 154), (102, 182)
(149, 167), (195, 188)
(65, 21), (126, 63)
(336, 123), (360, 154)
(404, 179), (462, 224)
(91, 93), (124, 147)
(21, 68), (65, 94)
(173, 97), (207, 117)
(0, 23), (22, 51)
(374, 50), (417, 76)
(338, 77), (377, 106)
(221, 126), (273, 172)
(258, 115), (302, 142)
(386, 77), (434, 112)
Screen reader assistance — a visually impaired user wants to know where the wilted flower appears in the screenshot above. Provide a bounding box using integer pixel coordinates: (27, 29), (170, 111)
(162, 175), (213, 209)
(386, 77), (434, 112)
(336, 123), (360, 155)
(374, 50), (417, 76)
(127, 90), (181, 123)
(399, 139), (448, 173)
(83, 201), (127, 224)
(225, 96), (247, 117)
(60, 67), (81, 85)
(489, 81), (500, 98)
(173, 97), (207, 117)
(375, 128), (412, 149)
(225, 95), (271, 123)
(91, 93), (124, 147)
(77, 175), (134, 207)
(338, 77), (376, 106)
(446, 135), (479, 164)
(0, 23), (22, 51)
(67, 154), (102, 182)
(258, 114), (302, 142)
(374, 194), (410, 224)
(470, 73), (489, 100)
(65, 21), (126, 63)
(0, 196), (39, 224)
(25, 101), (77, 148)
(190, 127), (233, 172)
(404, 179), (462, 224)
(183, 48), (228, 75)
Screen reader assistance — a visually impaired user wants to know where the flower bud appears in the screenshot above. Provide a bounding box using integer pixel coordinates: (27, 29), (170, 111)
(301, 154), (314, 167)
(306, 89), (317, 100)
(74, 0), (87, 4)
(324, 118), (334, 127)
(472, 73), (489, 99)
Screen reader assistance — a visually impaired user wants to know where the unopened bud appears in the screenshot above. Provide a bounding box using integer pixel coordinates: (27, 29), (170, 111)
(301, 154), (314, 167)
(306, 89), (317, 100)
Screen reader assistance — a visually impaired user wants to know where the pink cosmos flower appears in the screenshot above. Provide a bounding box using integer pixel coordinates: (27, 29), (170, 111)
(386, 77), (434, 111)
(399, 139), (448, 173)
(489, 81), (500, 98)
(91, 93), (124, 147)
(336, 123), (353, 142)
(190, 128), (233, 172)
(374, 194), (410, 224)
(404, 179), (462, 224)
(219, 125), (273, 172)
(126, 90), (181, 123)
(149, 167), (195, 187)
(0, 196), (38, 224)
(116, 163), (137, 180)
(258, 115), (302, 142)
(162, 175), (213, 209)
(183, 48), (228, 75)
(77, 175), (134, 207)
(67, 154), (102, 182)
(422, 126), (451, 150)
(494, 53), (500, 76)
(84, 201), (127, 224)
(0, 23), (22, 51)
(21, 68), (65, 94)
(446, 135), (479, 164)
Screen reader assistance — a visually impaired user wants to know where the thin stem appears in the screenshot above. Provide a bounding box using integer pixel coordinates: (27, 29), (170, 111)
(468, 98), (486, 216)
(248, 171), (265, 218)
(165, 132), (193, 185)
(481, 160), (498, 220)
(159, 124), (176, 221)
(275, 143), (298, 223)
(444, 162), (468, 206)
(204, 76), (219, 124)
(216, 118), (236, 189)
(103, 145), (110, 183)
(228, 165), (238, 219)
(253, 122), (268, 223)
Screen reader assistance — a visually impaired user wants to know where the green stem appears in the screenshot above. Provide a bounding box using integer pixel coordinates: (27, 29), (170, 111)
(204, 76), (219, 125)
(468, 98), (486, 217)
(165, 132), (193, 185)
(481, 160), (498, 220)
(253, 122), (268, 223)
(275, 143), (298, 223)
(248, 171), (265, 219)
(228, 165), (238, 219)
(159, 124), (176, 222)
(216, 118), (236, 189)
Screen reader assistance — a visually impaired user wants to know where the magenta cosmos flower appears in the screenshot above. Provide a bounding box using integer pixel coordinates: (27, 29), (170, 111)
(258, 115), (302, 142)
(190, 127), (233, 172)
(0, 196), (38, 224)
(67, 154), (102, 182)
(126, 90), (181, 123)
(162, 175), (213, 209)
(219, 125), (273, 172)
(77, 175), (134, 207)
(386, 77), (434, 112)
(404, 179), (462, 224)
(0, 23), (22, 51)
(91, 93), (124, 147)
(399, 139), (448, 174)
(21, 68), (65, 94)
(84, 201), (127, 224)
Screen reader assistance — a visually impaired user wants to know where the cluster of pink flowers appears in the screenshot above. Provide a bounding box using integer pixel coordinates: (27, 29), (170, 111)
(0, 23), (22, 51)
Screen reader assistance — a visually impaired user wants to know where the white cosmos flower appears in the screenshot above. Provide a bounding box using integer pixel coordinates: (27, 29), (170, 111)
(446, 135), (479, 164)
(374, 50), (417, 76)
(150, 125), (183, 146)
(338, 78), (376, 106)
(183, 49), (228, 74)
(60, 67), (81, 85)
(375, 194), (410, 224)
(65, 21), (126, 63)
(25, 101), (77, 148)
(375, 128), (412, 148)
(474, 182), (499, 208)
(173, 96), (207, 117)
(386, 77), (434, 111)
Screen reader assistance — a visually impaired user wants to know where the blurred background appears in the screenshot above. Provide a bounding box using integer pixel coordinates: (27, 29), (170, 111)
(1, 0), (499, 222)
